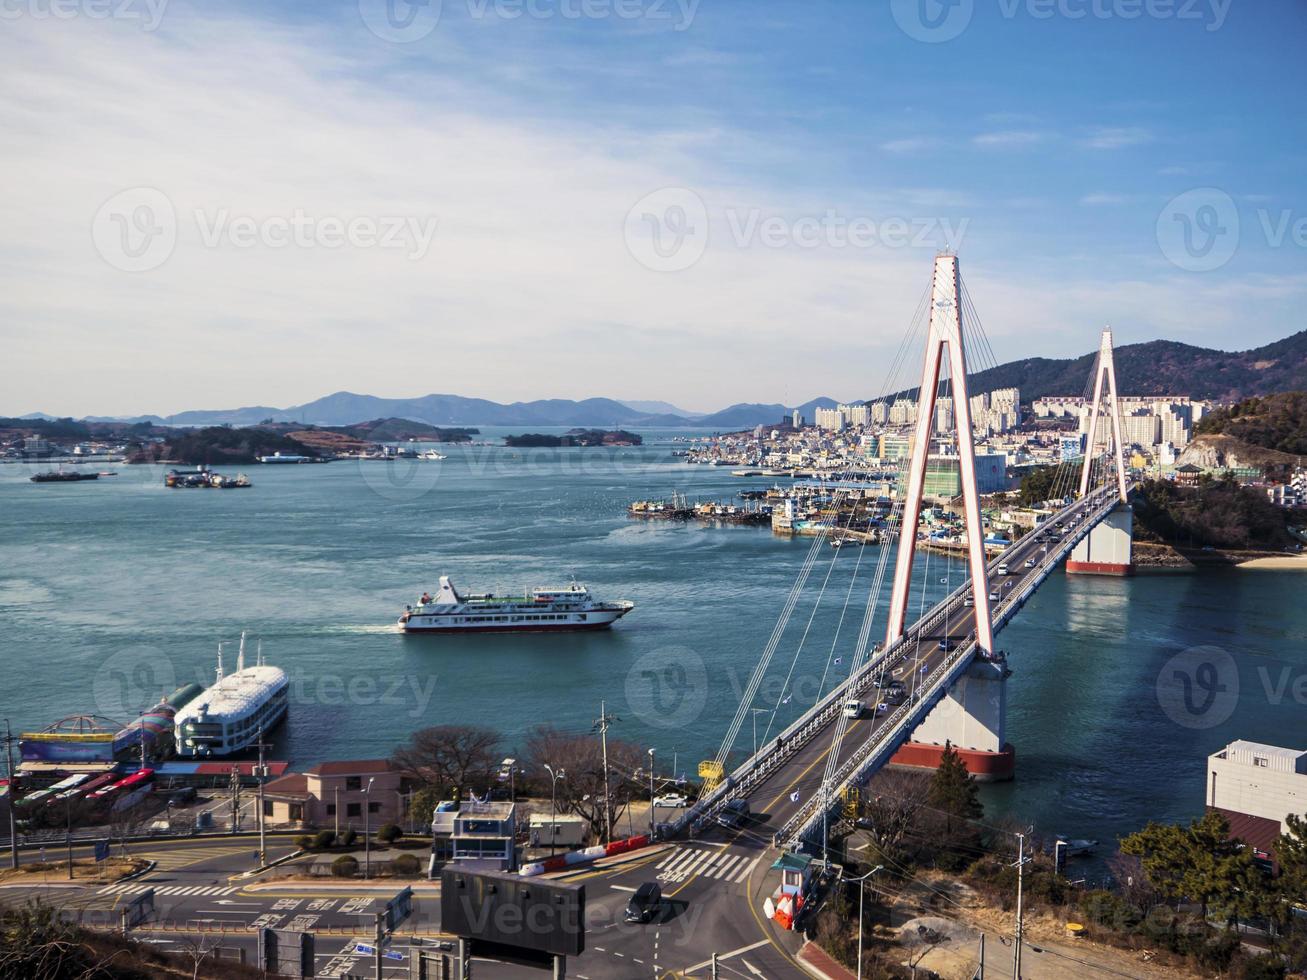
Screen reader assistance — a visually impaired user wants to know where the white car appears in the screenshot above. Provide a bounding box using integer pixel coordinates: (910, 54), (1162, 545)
(842, 699), (864, 719)
(653, 794), (688, 809)
(1024, 558), (1036, 568)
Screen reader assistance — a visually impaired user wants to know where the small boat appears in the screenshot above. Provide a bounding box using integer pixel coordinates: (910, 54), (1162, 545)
(419, 450), (448, 460)
(1056, 837), (1098, 857)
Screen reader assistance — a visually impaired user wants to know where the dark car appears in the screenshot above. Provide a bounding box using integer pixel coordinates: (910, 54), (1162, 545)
(716, 798), (751, 829)
(625, 881), (662, 923)
(167, 787), (197, 805)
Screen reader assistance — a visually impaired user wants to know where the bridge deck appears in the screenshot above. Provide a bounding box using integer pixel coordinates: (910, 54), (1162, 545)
(682, 488), (1127, 847)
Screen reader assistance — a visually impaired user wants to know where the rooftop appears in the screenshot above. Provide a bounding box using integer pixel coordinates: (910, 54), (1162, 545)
(304, 759), (394, 777)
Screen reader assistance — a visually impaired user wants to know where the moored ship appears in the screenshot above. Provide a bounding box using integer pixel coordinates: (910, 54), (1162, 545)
(173, 634), (288, 757)
(399, 576), (634, 634)
(31, 470), (99, 483)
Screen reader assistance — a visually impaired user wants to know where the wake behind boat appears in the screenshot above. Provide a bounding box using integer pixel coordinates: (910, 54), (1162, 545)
(399, 576), (634, 634)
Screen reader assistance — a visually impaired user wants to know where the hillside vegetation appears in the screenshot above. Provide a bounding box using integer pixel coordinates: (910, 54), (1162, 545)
(877, 330), (1307, 403)
(130, 426), (319, 464)
(1133, 477), (1299, 551)
(1194, 391), (1307, 456)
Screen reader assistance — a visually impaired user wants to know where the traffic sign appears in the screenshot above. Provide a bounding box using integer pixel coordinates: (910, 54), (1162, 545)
(94, 840), (110, 862)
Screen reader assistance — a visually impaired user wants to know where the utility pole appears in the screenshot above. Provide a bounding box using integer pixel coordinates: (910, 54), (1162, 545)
(975, 933), (985, 980)
(711, 952), (719, 979)
(647, 748), (656, 840)
(66, 797), (74, 880)
(334, 785), (340, 840)
(592, 701), (618, 844)
(228, 766), (241, 834)
(255, 727), (267, 867)
(1012, 834), (1029, 980)
(3, 720), (18, 869)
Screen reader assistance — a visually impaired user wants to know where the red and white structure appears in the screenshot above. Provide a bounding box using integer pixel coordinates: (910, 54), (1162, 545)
(1068, 327), (1134, 576)
(884, 253), (1014, 780)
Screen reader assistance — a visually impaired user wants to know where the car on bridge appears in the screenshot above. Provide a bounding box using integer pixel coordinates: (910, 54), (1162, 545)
(937, 637), (960, 651)
(842, 699), (865, 719)
(1024, 558), (1036, 568)
(716, 798), (751, 829)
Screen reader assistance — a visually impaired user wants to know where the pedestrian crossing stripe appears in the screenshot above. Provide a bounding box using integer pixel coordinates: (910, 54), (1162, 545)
(145, 846), (256, 870)
(96, 883), (243, 896)
(654, 848), (761, 885)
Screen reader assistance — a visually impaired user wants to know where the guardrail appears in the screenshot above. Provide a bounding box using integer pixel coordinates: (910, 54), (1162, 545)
(775, 490), (1128, 847)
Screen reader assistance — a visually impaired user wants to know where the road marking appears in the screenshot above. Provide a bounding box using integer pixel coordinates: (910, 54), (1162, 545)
(685, 939), (770, 973)
(733, 856), (761, 883)
(708, 854), (742, 879)
(741, 959), (764, 976)
(610, 885), (636, 892)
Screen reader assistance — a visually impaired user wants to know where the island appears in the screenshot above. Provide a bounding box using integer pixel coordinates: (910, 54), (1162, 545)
(503, 429), (643, 448)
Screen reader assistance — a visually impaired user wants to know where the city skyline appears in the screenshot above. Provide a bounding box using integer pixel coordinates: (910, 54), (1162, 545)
(3, 1), (1305, 417)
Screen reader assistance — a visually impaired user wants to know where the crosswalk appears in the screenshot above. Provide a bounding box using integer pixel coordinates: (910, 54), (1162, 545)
(96, 882), (243, 897)
(654, 847), (762, 886)
(143, 845), (254, 870)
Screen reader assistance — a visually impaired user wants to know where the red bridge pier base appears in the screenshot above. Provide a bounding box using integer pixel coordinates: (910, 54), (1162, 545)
(889, 741), (1016, 782)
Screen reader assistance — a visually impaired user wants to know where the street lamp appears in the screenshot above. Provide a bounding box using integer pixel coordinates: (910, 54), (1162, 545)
(849, 864), (884, 980)
(363, 777), (375, 879)
(750, 709), (767, 757)
(543, 765), (565, 857)
(647, 748), (656, 840)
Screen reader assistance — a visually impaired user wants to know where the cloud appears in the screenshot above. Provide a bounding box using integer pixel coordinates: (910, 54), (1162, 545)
(1079, 193), (1130, 207)
(1081, 126), (1153, 150)
(880, 138), (938, 154)
(971, 130), (1045, 148)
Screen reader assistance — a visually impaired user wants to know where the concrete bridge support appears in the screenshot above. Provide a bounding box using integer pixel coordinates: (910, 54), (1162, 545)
(1067, 504), (1134, 576)
(889, 658), (1016, 781)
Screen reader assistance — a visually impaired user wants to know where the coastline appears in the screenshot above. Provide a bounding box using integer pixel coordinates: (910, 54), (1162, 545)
(1236, 553), (1307, 570)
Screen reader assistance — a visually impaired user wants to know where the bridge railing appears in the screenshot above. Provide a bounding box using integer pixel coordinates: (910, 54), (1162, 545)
(776, 489), (1128, 847)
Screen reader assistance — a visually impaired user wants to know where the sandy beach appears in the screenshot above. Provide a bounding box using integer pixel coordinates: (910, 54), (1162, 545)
(1237, 553), (1307, 570)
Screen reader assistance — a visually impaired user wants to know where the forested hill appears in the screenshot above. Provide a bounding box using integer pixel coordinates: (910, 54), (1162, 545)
(1194, 392), (1307, 456)
(874, 330), (1307, 402)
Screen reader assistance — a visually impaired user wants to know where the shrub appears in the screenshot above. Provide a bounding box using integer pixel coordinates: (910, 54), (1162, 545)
(1241, 953), (1287, 980)
(294, 835), (314, 851)
(378, 823), (402, 844)
(331, 855), (359, 878)
(391, 853), (422, 876)
(313, 829), (336, 850)
(338, 828), (358, 847)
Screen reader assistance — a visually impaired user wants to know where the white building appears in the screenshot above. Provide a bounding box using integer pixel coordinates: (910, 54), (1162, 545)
(1208, 740), (1307, 869)
(815, 407), (845, 431)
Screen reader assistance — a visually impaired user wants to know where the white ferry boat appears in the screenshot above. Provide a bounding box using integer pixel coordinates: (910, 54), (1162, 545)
(399, 576), (634, 634)
(174, 634), (288, 757)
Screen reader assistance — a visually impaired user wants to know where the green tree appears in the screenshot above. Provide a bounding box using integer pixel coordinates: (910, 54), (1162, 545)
(1275, 812), (1307, 905)
(928, 742), (983, 828)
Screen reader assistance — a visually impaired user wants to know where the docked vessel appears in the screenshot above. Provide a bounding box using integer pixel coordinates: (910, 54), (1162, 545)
(165, 466), (251, 489)
(173, 634), (288, 757)
(399, 576), (634, 634)
(30, 471), (99, 483)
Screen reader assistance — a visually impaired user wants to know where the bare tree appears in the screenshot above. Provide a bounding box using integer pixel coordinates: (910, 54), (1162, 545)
(858, 769), (931, 861)
(391, 725), (501, 801)
(525, 725), (646, 842)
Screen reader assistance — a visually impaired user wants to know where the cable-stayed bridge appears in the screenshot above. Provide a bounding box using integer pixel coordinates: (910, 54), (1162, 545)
(668, 253), (1135, 855)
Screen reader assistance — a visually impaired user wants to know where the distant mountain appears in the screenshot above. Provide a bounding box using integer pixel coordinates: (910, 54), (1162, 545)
(126, 392), (841, 430)
(617, 399), (703, 418)
(694, 397), (838, 430)
(875, 331), (1307, 403)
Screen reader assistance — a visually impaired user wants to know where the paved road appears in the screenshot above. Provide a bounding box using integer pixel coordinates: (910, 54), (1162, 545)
(733, 489), (1118, 842)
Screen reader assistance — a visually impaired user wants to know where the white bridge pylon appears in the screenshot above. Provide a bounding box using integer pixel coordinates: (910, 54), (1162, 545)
(1079, 326), (1130, 503)
(885, 253), (994, 655)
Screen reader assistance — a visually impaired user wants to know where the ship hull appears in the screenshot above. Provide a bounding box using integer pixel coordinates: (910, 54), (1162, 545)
(401, 608), (630, 634)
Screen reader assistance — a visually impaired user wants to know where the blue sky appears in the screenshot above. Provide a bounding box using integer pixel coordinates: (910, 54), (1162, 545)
(2, 0), (1304, 415)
